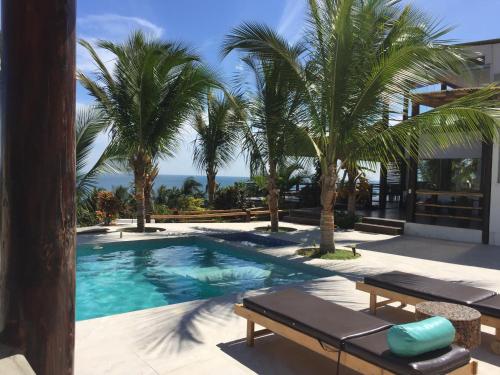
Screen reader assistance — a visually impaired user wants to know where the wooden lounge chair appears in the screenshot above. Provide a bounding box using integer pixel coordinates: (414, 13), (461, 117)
(235, 289), (477, 374)
(356, 271), (500, 355)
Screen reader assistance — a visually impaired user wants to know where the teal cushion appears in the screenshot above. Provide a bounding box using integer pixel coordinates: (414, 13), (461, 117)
(387, 317), (456, 357)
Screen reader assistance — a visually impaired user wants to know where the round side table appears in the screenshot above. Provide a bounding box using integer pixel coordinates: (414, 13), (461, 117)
(415, 301), (481, 349)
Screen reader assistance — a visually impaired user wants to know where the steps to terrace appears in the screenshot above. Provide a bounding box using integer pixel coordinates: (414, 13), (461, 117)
(354, 217), (405, 235)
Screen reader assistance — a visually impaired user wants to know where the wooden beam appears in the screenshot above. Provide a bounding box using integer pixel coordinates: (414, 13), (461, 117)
(481, 142), (493, 244)
(399, 96), (409, 209)
(0, 0), (76, 374)
(379, 104), (389, 210)
(406, 103), (419, 222)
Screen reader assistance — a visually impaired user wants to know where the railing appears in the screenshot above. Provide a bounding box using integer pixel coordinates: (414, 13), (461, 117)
(414, 190), (483, 228)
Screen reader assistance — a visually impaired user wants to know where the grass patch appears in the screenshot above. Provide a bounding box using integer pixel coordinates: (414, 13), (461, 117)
(297, 247), (360, 260)
(255, 226), (297, 233)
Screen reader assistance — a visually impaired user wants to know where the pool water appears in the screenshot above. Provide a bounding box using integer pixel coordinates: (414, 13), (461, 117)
(77, 237), (329, 320)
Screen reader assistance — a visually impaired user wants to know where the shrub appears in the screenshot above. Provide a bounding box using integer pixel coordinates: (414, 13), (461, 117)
(334, 210), (360, 229)
(176, 196), (205, 211)
(214, 182), (247, 209)
(97, 191), (121, 225)
(77, 205), (99, 227)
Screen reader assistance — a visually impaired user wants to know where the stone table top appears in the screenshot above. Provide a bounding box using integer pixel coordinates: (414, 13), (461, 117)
(416, 301), (481, 321)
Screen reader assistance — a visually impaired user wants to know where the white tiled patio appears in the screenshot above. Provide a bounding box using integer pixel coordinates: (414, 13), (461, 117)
(76, 222), (500, 374)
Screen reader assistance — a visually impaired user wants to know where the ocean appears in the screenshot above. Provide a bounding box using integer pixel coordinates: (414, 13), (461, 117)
(96, 174), (249, 191)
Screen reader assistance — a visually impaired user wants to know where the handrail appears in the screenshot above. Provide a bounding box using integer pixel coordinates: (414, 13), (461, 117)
(416, 203), (483, 210)
(416, 190), (483, 198)
(415, 212), (482, 222)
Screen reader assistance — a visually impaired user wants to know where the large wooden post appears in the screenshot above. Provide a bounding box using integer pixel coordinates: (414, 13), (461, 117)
(0, 0), (76, 374)
(405, 103), (420, 222)
(399, 97), (409, 209)
(481, 141), (493, 244)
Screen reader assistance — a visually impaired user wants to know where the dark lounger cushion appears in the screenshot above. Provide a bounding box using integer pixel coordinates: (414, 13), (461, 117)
(243, 289), (392, 348)
(365, 271), (495, 305)
(472, 294), (500, 318)
(344, 330), (471, 375)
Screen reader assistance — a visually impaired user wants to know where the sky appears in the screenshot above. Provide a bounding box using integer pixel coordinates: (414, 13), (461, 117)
(76, 0), (500, 177)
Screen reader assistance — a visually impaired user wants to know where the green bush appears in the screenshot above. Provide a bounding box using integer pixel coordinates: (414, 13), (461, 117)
(176, 196), (205, 211)
(334, 210), (360, 229)
(214, 182), (247, 209)
(77, 205), (99, 227)
(153, 204), (173, 215)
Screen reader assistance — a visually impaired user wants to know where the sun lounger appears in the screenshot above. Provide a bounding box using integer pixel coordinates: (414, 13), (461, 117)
(356, 271), (500, 354)
(235, 289), (476, 374)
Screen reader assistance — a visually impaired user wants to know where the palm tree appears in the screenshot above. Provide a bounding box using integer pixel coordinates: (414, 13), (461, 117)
(76, 106), (117, 199)
(224, 49), (305, 232)
(222, 0), (499, 252)
(192, 90), (242, 205)
(181, 177), (203, 196)
(78, 31), (219, 231)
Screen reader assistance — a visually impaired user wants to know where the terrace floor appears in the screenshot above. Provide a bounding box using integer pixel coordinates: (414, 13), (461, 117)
(76, 221), (500, 374)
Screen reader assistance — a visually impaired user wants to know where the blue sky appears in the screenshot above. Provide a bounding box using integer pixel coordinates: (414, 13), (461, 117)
(78, 0), (500, 177)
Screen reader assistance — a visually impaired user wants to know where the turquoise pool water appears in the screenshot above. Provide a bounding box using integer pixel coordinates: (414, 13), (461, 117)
(77, 237), (329, 320)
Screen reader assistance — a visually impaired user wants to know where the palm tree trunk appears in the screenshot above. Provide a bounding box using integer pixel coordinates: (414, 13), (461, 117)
(347, 192), (356, 216)
(346, 169), (357, 216)
(207, 172), (216, 206)
(268, 161), (279, 232)
(133, 162), (146, 232)
(319, 163), (337, 254)
(144, 182), (152, 224)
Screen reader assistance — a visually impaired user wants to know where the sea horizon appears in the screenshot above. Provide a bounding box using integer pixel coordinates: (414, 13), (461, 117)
(96, 173), (249, 191)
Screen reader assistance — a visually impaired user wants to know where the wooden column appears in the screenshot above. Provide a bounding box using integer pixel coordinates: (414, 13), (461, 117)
(399, 96), (409, 209)
(481, 142), (493, 244)
(0, 1), (76, 374)
(405, 103), (420, 222)
(379, 104), (389, 210)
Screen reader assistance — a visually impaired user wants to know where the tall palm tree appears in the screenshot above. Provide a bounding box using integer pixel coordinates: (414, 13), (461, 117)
(78, 31), (219, 231)
(223, 0), (499, 252)
(192, 91), (242, 205)
(232, 52), (305, 232)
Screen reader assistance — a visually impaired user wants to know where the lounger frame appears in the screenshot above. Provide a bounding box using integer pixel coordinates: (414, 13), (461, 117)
(356, 281), (500, 355)
(234, 303), (478, 375)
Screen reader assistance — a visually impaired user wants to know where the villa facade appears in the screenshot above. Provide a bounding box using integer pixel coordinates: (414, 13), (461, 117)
(402, 38), (500, 245)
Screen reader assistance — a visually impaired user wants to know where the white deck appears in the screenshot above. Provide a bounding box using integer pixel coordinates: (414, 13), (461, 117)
(76, 222), (500, 374)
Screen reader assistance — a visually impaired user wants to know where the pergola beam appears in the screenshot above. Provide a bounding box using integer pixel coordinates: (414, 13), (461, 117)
(0, 0), (76, 374)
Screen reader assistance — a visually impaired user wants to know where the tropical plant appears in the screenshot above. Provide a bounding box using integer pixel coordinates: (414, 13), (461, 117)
(78, 30), (219, 231)
(251, 162), (307, 200)
(181, 176), (204, 196)
(338, 163), (371, 216)
(223, 0), (500, 252)
(75, 107), (116, 199)
(113, 185), (134, 217)
(192, 90), (243, 205)
(96, 191), (121, 225)
(77, 187), (102, 227)
(213, 182), (248, 210)
(223, 45), (305, 232)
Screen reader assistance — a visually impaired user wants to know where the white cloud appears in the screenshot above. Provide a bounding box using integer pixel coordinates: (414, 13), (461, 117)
(277, 0), (307, 42)
(78, 14), (163, 40)
(77, 14), (164, 73)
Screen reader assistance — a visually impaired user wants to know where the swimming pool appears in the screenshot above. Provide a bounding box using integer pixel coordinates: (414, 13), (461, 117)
(77, 237), (331, 320)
